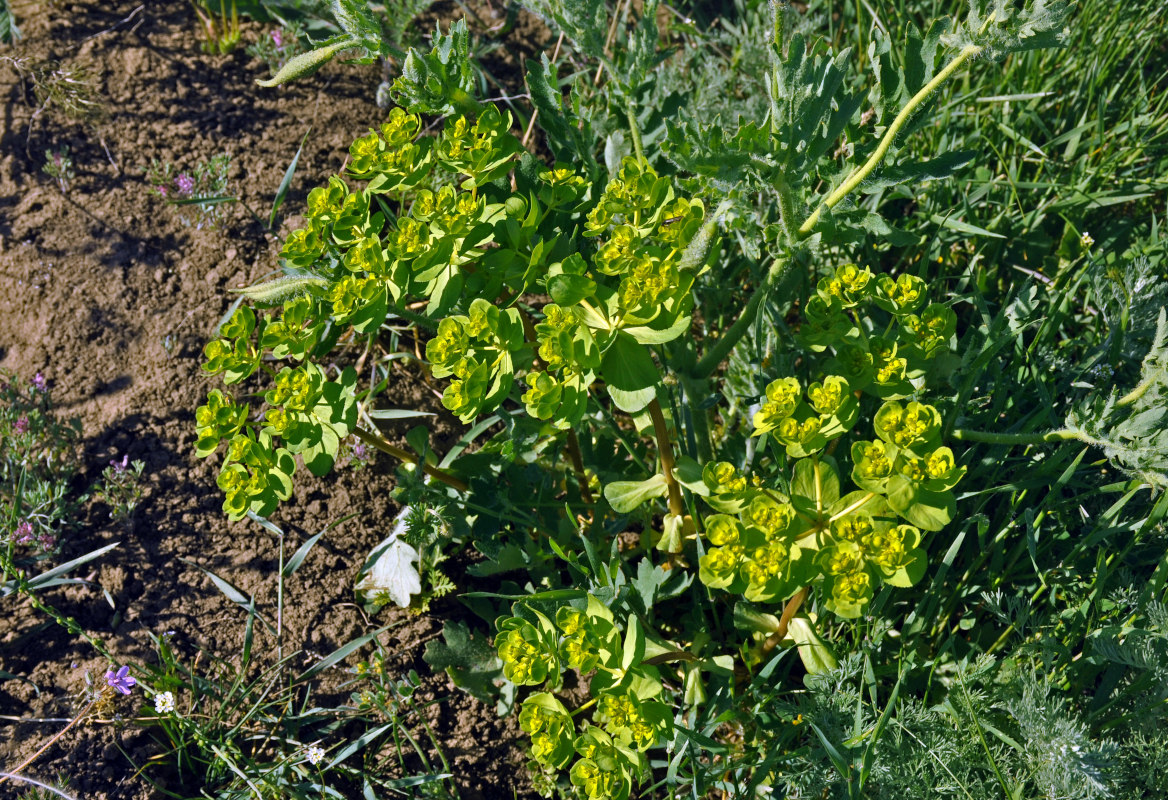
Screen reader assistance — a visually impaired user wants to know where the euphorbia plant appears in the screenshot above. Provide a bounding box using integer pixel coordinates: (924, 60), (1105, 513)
(190, 0), (1166, 795)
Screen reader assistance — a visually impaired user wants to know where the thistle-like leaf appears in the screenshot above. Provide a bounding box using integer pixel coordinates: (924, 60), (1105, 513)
(944, 0), (1073, 61)
(519, 0), (607, 60)
(389, 20), (480, 116)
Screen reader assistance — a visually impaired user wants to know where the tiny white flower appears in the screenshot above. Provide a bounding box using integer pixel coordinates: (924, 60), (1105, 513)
(1080, 231), (1094, 248)
(305, 744), (326, 766)
(154, 691), (176, 714)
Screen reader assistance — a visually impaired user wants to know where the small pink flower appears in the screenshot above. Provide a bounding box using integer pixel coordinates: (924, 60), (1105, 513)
(271, 28), (283, 48)
(14, 416), (29, 434)
(32, 373), (46, 391)
(14, 521), (34, 545)
(175, 174), (195, 196)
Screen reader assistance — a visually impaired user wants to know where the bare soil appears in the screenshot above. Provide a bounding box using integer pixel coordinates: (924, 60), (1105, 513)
(0, 2), (547, 797)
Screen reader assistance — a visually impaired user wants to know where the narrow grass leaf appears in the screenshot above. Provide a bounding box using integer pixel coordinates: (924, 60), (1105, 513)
(270, 127), (310, 229)
(298, 625), (394, 681)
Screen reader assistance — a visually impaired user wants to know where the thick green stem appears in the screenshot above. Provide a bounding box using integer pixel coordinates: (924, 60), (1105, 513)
(799, 44), (982, 236)
(693, 257), (792, 380)
(950, 428), (1079, 446)
(352, 426), (469, 492)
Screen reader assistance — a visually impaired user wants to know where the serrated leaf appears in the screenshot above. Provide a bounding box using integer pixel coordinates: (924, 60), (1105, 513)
(423, 621), (505, 706)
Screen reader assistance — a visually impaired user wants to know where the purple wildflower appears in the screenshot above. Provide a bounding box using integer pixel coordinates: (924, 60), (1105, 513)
(13, 416), (29, 434)
(105, 665), (137, 695)
(14, 521), (34, 545)
(351, 442), (368, 461)
(271, 28), (284, 48)
(157, 184), (169, 198)
(111, 454), (130, 474)
(32, 372), (46, 391)
(175, 174), (195, 197)
(38, 531), (56, 549)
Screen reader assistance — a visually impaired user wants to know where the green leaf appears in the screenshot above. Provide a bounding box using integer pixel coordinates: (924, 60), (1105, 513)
(673, 456), (710, 497)
(624, 313), (692, 345)
(600, 332), (659, 413)
(885, 548), (927, 588)
(524, 56), (598, 176)
(270, 128), (311, 229)
(547, 274), (597, 306)
(887, 475), (954, 531)
(621, 616), (645, 672)
(786, 616), (838, 675)
(0, 0), (20, 45)
(604, 474), (667, 513)
(230, 275), (328, 305)
(790, 457), (841, 519)
(423, 621), (507, 707)
(390, 20), (480, 116)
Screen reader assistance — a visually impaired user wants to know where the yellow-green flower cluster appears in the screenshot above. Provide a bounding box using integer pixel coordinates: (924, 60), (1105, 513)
(698, 500), (803, 603)
(753, 375), (857, 456)
(583, 158), (704, 317)
(194, 390), (247, 458)
(818, 518), (923, 617)
(497, 620), (556, 686)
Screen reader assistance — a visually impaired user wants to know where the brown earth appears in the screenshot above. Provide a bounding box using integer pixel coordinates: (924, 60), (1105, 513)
(0, 1), (550, 797)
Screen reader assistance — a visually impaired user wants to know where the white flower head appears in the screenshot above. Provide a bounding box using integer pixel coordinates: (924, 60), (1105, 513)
(154, 691), (176, 714)
(305, 744), (326, 766)
(1080, 231), (1094, 249)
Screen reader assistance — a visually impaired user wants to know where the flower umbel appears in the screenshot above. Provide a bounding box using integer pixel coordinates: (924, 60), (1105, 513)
(154, 691), (176, 714)
(105, 665), (137, 695)
(304, 744), (326, 765)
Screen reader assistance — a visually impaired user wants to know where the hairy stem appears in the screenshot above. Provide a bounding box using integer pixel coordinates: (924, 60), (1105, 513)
(648, 398), (685, 518)
(950, 428), (1080, 446)
(1117, 374), (1158, 407)
(799, 44), (983, 236)
(352, 426), (469, 492)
